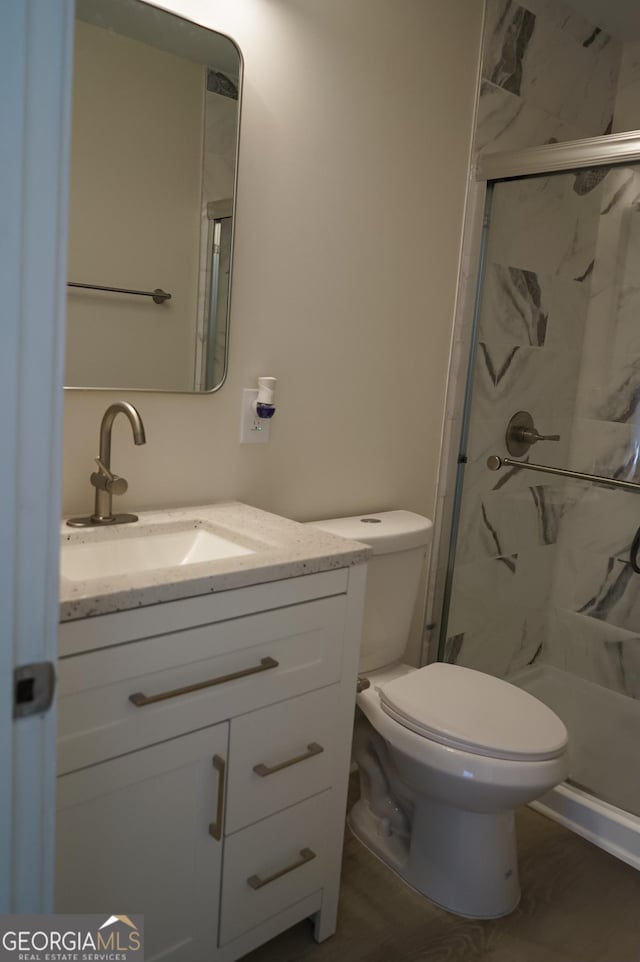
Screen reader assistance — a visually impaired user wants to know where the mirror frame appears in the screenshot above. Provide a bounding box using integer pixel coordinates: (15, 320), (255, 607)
(65, 0), (244, 395)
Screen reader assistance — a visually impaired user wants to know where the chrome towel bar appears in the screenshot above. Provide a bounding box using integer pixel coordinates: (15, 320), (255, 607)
(68, 281), (171, 303)
(487, 455), (640, 494)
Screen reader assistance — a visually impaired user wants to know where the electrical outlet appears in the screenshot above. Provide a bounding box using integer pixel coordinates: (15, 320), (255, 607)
(240, 388), (270, 443)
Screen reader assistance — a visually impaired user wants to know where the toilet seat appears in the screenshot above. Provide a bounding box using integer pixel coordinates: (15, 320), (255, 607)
(378, 663), (567, 762)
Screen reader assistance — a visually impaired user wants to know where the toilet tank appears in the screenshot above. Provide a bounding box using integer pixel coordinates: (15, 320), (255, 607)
(307, 511), (433, 672)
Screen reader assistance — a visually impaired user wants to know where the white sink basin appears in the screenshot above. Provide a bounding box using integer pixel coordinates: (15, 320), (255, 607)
(61, 522), (255, 582)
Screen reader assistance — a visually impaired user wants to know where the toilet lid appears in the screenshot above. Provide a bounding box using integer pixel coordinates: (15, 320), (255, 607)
(378, 664), (567, 761)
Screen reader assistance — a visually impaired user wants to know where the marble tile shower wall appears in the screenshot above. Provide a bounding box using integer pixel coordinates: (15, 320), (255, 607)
(613, 43), (640, 133)
(424, 0), (625, 668)
(444, 170), (603, 676)
(477, 0), (621, 153)
(543, 167), (640, 700)
(446, 167), (640, 701)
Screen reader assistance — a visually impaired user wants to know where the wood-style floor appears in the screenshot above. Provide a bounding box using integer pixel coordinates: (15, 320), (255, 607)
(244, 806), (640, 962)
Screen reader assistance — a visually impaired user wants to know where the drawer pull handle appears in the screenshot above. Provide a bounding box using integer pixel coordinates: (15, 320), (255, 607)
(208, 754), (226, 841)
(253, 742), (324, 777)
(129, 656), (279, 707)
(247, 848), (316, 890)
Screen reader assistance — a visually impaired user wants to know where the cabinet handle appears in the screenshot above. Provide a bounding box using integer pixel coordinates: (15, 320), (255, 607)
(253, 742), (324, 777)
(247, 848), (316, 890)
(208, 754), (226, 841)
(129, 656), (279, 707)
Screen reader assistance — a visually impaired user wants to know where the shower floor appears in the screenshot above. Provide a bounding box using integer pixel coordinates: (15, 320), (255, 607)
(512, 664), (640, 818)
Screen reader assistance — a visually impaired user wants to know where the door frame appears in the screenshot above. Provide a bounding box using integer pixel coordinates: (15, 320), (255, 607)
(0, 0), (74, 911)
(477, 128), (640, 181)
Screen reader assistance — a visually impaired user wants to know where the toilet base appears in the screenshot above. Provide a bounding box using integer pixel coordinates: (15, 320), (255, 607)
(348, 793), (521, 919)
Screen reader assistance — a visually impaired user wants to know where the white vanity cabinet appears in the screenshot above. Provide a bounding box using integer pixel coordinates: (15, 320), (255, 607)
(56, 723), (228, 962)
(55, 566), (366, 962)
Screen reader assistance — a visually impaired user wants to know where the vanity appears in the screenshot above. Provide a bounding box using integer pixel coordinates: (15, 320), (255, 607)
(57, 503), (369, 961)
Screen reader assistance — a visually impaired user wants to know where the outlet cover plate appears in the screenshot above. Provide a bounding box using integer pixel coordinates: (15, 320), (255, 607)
(240, 388), (270, 443)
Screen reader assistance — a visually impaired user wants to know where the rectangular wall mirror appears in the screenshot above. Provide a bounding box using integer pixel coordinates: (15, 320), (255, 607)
(66, 0), (241, 393)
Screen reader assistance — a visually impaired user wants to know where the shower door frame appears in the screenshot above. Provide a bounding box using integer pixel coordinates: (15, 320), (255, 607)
(435, 129), (640, 871)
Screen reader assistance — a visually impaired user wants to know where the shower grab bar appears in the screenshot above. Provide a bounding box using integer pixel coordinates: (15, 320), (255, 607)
(68, 282), (171, 304)
(487, 455), (640, 494)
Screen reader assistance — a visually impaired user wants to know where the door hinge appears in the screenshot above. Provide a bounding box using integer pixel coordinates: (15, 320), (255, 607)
(13, 662), (56, 719)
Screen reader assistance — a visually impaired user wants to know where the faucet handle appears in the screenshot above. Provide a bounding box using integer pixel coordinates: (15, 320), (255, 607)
(92, 458), (128, 496)
(93, 457), (114, 481)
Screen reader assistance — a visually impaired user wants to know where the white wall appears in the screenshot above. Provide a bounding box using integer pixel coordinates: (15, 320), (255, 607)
(62, 0), (483, 532)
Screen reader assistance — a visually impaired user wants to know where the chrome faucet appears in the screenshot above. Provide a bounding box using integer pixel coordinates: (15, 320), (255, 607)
(67, 401), (146, 527)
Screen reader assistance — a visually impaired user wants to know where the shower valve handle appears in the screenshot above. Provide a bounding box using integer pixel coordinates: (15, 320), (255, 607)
(516, 428), (560, 445)
(506, 411), (560, 457)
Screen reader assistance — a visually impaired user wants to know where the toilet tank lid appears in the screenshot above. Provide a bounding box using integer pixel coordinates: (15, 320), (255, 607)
(306, 511), (433, 555)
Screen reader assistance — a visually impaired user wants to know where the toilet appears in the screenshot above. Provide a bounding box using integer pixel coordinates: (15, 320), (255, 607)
(308, 510), (568, 919)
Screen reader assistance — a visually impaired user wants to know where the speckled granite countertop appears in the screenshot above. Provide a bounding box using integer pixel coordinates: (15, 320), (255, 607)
(59, 502), (370, 622)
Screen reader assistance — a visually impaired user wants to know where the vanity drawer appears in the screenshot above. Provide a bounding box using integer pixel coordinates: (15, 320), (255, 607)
(226, 685), (339, 834)
(219, 791), (330, 946)
(57, 596), (346, 774)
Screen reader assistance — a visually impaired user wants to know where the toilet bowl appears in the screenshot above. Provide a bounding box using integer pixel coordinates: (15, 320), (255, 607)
(352, 662), (568, 918)
(307, 511), (569, 919)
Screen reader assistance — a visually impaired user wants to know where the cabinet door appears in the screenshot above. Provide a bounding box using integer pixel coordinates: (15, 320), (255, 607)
(55, 723), (228, 962)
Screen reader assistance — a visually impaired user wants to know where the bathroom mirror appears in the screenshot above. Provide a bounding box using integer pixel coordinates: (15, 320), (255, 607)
(65, 0), (241, 393)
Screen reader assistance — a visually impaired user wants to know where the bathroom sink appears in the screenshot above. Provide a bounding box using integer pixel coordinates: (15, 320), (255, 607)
(61, 522), (255, 581)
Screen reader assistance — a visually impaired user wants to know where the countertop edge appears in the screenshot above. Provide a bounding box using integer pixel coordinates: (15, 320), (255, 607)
(59, 502), (372, 622)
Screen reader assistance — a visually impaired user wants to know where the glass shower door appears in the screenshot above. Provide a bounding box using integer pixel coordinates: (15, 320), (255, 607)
(442, 161), (640, 817)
